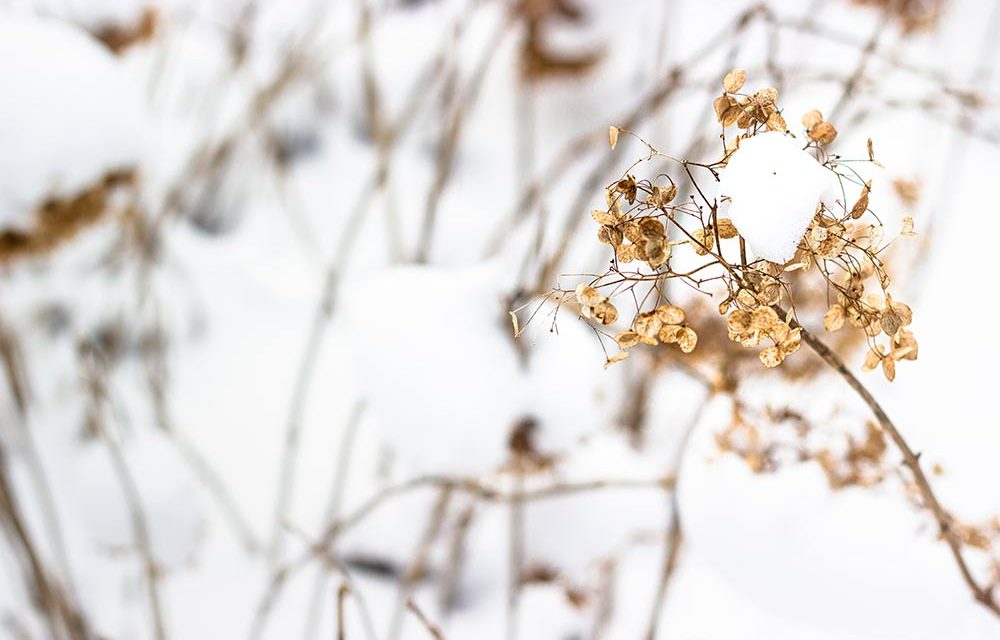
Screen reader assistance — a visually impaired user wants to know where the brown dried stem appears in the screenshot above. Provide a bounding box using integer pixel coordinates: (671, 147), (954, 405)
(793, 317), (1000, 618)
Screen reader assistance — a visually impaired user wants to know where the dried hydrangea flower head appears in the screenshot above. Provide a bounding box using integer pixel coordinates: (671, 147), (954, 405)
(518, 70), (918, 382)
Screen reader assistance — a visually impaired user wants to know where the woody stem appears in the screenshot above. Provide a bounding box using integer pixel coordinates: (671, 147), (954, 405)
(792, 318), (1000, 618)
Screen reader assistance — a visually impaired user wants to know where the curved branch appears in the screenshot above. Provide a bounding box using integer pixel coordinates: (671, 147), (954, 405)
(795, 321), (1000, 618)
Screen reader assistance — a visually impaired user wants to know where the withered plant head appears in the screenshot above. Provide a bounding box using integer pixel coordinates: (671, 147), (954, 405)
(0, 170), (136, 264)
(850, 0), (948, 34)
(515, 0), (603, 82)
(516, 70), (919, 383)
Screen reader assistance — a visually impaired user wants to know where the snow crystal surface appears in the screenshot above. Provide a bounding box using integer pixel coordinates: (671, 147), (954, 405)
(0, 11), (145, 226)
(717, 131), (832, 263)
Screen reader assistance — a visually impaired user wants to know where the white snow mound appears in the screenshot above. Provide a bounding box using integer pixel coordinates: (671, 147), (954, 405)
(717, 131), (832, 263)
(0, 11), (145, 227)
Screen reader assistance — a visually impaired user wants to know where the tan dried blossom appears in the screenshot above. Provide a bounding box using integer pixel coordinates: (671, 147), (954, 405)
(691, 227), (715, 255)
(550, 71), (919, 379)
(802, 109), (838, 144)
(804, 213), (849, 259)
(893, 178), (921, 209)
(716, 218), (739, 239)
(758, 326), (801, 368)
(575, 284), (619, 326)
(714, 78), (783, 131)
(646, 184), (677, 208)
(722, 68), (746, 93)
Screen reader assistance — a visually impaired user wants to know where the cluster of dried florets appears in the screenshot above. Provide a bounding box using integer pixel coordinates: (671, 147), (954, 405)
(713, 69), (786, 133)
(717, 401), (889, 488)
(546, 70), (920, 380)
(726, 306), (801, 368)
(593, 177), (676, 269)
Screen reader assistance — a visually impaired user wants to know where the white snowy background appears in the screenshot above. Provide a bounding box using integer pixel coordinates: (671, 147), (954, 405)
(1, 0), (999, 639)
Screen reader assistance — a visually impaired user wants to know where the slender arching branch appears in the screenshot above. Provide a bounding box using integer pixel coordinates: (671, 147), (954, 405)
(792, 316), (1000, 618)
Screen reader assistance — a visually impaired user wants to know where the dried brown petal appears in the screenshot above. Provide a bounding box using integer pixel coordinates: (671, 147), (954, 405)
(723, 68), (746, 93)
(633, 312), (663, 339)
(645, 238), (669, 268)
(881, 355), (896, 382)
(809, 121), (838, 145)
(754, 88), (778, 108)
(623, 221), (642, 244)
(802, 110), (824, 130)
(716, 218), (739, 239)
(658, 324), (683, 344)
(616, 243), (637, 263)
(727, 309), (753, 335)
(890, 300), (912, 326)
(677, 326), (698, 353)
(765, 112), (787, 132)
(736, 108), (753, 129)
(892, 329), (918, 361)
(639, 217), (666, 239)
(597, 225), (624, 246)
(655, 304), (686, 325)
(722, 105), (742, 128)
(881, 309), (902, 338)
(609, 126), (619, 150)
(714, 95), (732, 122)
(759, 346), (783, 368)
(615, 331), (640, 349)
(692, 227), (715, 255)
(862, 348), (883, 372)
(751, 306), (781, 331)
(593, 301), (618, 325)
(850, 182), (871, 220)
(901, 216), (917, 237)
(615, 176), (637, 204)
(575, 284), (602, 307)
(605, 351), (629, 369)
(592, 209), (619, 226)
(780, 328), (802, 355)
(823, 304), (846, 332)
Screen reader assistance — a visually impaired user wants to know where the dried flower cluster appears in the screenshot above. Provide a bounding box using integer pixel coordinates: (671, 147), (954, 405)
(0, 170), (136, 263)
(535, 71), (919, 380)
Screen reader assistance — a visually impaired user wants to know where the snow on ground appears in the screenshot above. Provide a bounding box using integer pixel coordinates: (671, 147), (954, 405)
(1, 0), (1000, 639)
